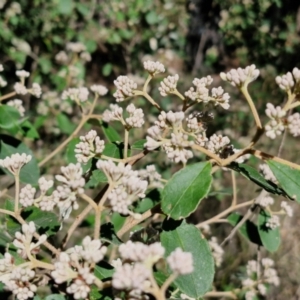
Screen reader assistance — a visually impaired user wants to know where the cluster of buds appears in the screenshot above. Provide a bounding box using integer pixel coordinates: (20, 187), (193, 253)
(103, 103), (145, 129)
(96, 160), (148, 216)
(145, 111), (194, 164)
(62, 87), (89, 104)
(13, 70), (42, 98)
(51, 236), (107, 299)
(53, 163), (85, 219)
(242, 258), (280, 300)
(0, 153), (32, 176)
(0, 222), (47, 300)
(75, 130), (105, 163)
(220, 64), (260, 88)
(19, 176), (56, 211)
(185, 76), (230, 109)
(275, 68), (300, 93)
(113, 76), (138, 102)
(112, 241), (193, 299)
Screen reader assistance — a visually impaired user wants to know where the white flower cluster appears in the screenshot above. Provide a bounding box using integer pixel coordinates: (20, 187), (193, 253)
(265, 103), (286, 139)
(143, 60), (165, 76)
(208, 237), (224, 267)
(119, 241), (165, 264)
(138, 165), (163, 189)
(75, 130), (105, 163)
(7, 99), (25, 117)
(163, 132), (194, 163)
(158, 74), (179, 96)
(287, 112), (300, 137)
(55, 51), (69, 63)
(16, 70), (30, 79)
(185, 76), (230, 109)
(102, 104), (123, 123)
(145, 111), (194, 163)
(243, 258), (279, 300)
(13, 221), (47, 259)
(19, 177), (55, 211)
(266, 215), (280, 229)
(14, 79), (42, 97)
(255, 195), (274, 208)
(51, 236), (107, 299)
(259, 164), (277, 183)
(113, 76), (138, 102)
(220, 64), (260, 87)
(54, 163), (85, 219)
(3, 267), (37, 300)
(62, 87), (89, 103)
(166, 247), (194, 275)
(112, 242), (193, 298)
(0, 153), (31, 175)
(206, 134), (231, 155)
(275, 72), (294, 91)
(125, 104), (145, 128)
(96, 160), (148, 215)
(90, 84), (108, 96)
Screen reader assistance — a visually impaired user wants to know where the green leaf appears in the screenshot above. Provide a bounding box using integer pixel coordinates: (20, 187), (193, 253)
(0, 105), (22, 131)
(161, 221), (214, 298)
(6, 206), (60, 237)
(231, 163), (285, 196)
(58, 0), (74, 14)
(267, 160), (300, 202)
(56, 113), (76, 135)
(227, 212), (262, 246)
(85, 169), (108, 188)
(101, 122), (121, 143)
(102, 143), (129, 159)
(94, 262), (114, 280)
(257, 209), (280, 252)
(102, 63), (113, 77)
(0, 141), (40, 185)
(21, 120), (40, 139)
(146, 11), (159, 25)
(131, 139), (146, 150)
(161, 162), (212, 219)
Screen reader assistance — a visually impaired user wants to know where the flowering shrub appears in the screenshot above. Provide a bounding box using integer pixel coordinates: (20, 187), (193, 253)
(0, 56), (300, 300)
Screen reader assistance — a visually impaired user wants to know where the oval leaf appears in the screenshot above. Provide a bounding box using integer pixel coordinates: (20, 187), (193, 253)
(267, 160), (300, 202)
(161, 162), (212, 219)
(257, 209), (280, 252)
(231, 163), (285, 196)
(161, 221), (214, 298)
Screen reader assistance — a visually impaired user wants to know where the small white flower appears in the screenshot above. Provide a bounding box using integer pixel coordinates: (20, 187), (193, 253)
(259, 164), (277, 183)
(113, 76), (137, 102)
(158, 74), (179, 96)
(66, 42), (86, 53)
(255, 195), (274, 208)
(265, 215), (280, 229)
(14, 82), (28, 95)
(166, 248), (194, 275)
(0, 153), (32, 175)
(143, 60), (165, 75)
(102, 104), (123, 123)
(90, 84), (108, 96)
(275, 72), (294, 91)
(62, 87), (89, 103)
(220, 64), (260, 87)
(16, 70), (30, 78)
(125, 104), (145, 128)
(287, 112), (300, 137)
(19, 184), (36, 207)
(29, 83), (42, 98)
